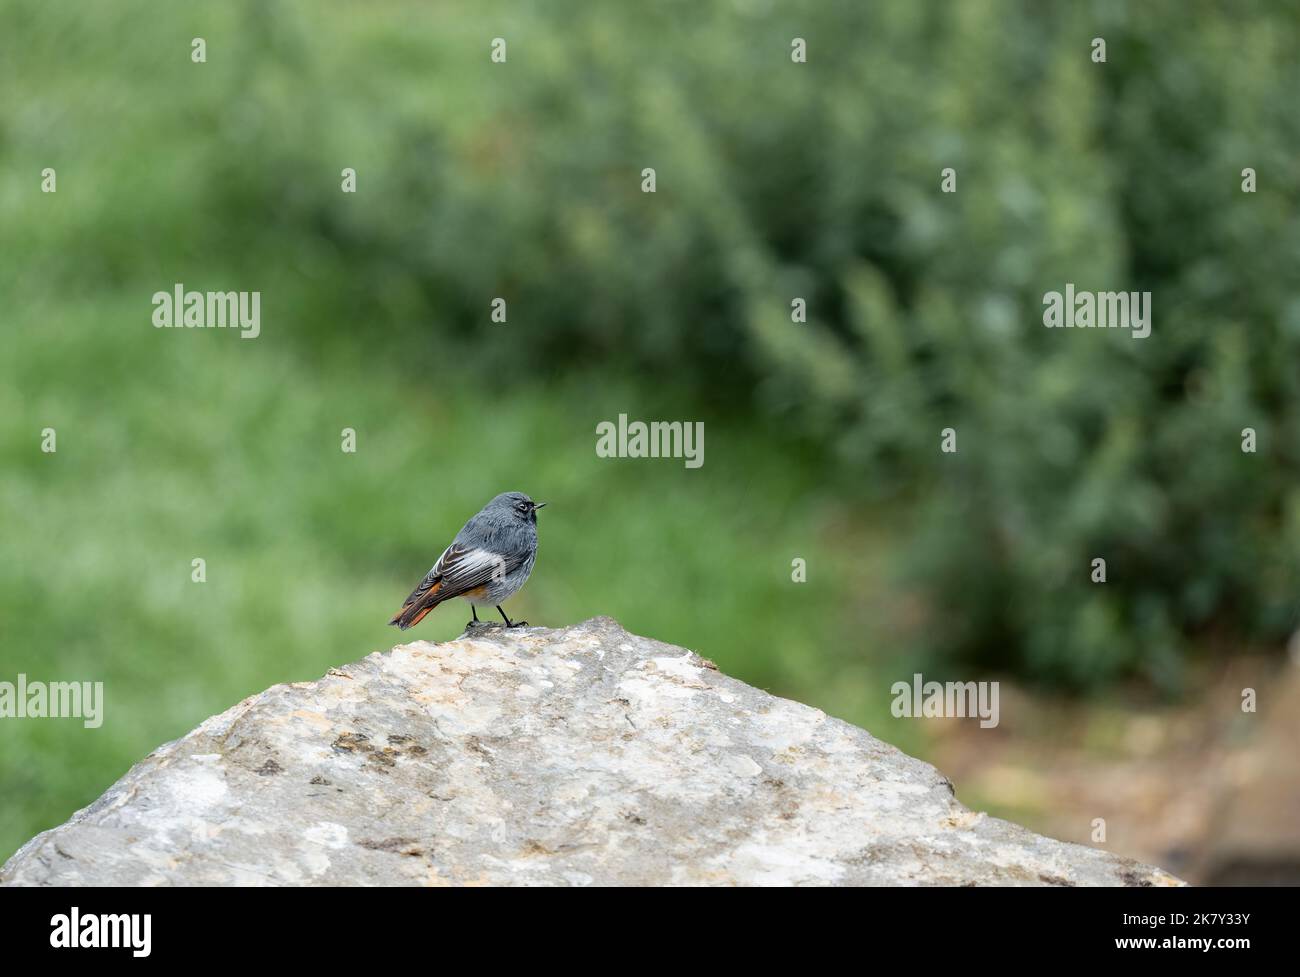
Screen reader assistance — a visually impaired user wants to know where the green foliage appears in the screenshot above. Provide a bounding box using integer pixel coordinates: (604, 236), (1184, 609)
(200, 0), (1296, 689)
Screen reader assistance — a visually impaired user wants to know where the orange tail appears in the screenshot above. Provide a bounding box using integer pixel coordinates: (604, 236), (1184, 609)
(389, 604), (434, 630)
(389, 580), (443, 630)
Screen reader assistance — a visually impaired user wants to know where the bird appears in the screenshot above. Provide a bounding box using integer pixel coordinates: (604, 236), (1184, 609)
(389, 491), (544, 631)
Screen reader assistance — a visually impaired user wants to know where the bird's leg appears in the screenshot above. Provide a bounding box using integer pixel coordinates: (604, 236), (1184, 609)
(498, 605), (527, 628)
(466, 605), (481, 630)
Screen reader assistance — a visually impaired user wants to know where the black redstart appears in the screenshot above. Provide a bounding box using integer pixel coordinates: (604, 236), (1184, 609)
(389, 491), (544, 631)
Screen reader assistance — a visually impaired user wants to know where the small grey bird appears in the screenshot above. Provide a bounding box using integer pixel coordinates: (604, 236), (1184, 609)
(389, 491), (544, 631)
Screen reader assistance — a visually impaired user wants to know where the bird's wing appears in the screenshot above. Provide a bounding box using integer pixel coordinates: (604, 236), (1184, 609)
(429, 542), (525, 597)
(389, 543), (525, 629)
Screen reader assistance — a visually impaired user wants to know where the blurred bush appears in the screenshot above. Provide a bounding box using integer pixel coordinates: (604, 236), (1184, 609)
(275, 0), (1300, 688)
(6, 0), (1299, 692)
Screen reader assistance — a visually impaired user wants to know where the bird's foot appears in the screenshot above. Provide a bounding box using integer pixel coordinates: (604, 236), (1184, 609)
(506, 620), (529, 629)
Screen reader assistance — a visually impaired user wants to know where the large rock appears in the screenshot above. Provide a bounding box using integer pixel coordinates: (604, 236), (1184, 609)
(1, 618), (1181, 886)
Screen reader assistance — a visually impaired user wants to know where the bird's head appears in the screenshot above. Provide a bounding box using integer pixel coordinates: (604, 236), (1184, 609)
(494, 491), (546, 523)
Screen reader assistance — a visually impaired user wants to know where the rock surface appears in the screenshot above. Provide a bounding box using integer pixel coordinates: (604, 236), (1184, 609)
(1, 618), (1182, 886)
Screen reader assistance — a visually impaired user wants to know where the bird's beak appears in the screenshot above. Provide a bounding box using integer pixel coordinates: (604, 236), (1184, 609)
(533, 502), (547, 509)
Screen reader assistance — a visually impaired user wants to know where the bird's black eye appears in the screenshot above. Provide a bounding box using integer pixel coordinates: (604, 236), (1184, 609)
(516, 503), (529, 513)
